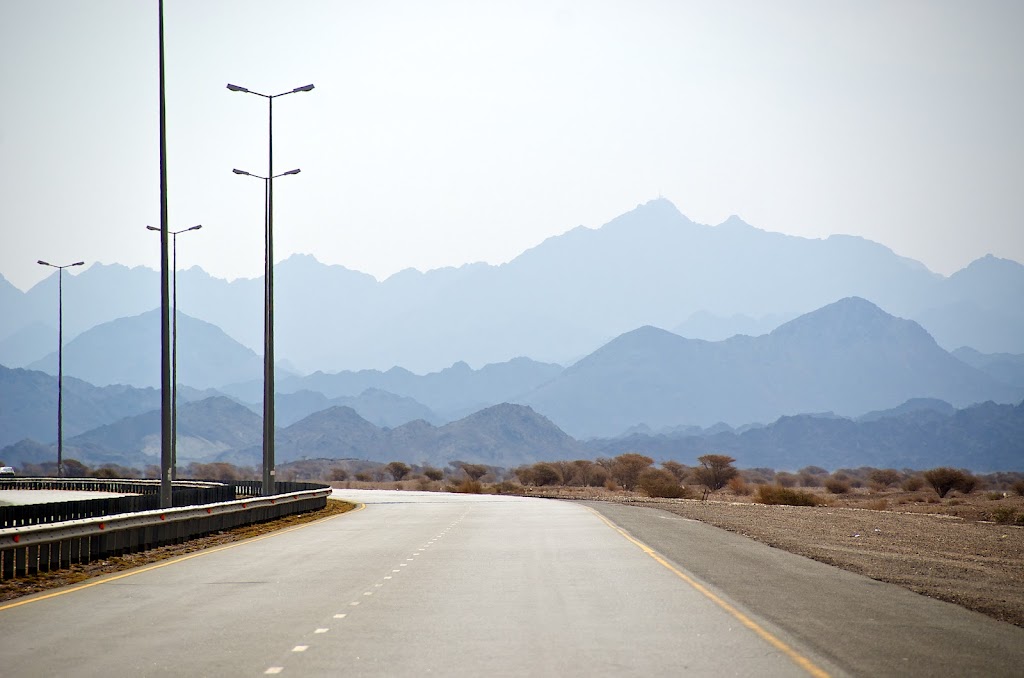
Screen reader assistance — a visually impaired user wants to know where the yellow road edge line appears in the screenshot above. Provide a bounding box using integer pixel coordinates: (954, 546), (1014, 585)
(586, 505), (830, 678)
(0, 501), (367, 613)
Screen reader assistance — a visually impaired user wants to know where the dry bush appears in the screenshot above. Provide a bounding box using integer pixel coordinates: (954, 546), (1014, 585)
(662, 460), (690, 483)
(451, 478), (483, 494)
(637, 468), (688, 498)
(865, 498), (888, 511)
(755, 484), (823, 506)
(869, 468), (902, 488)
(825, 476), (851, 494)
(1014, 480), (1024, 497)
(990, 507), (1019, 524)
(774, 472), (798, 488)
(727, 476), (752, 496)
(902, 475), (925, 492)
(385, 461), (411, 481)
(924, 467), (972, 498)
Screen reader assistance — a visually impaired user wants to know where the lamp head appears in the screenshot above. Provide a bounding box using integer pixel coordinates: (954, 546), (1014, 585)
(187, 225), (203, 232)
(71, 262), (85, 267)
(226, 83), (249, 93)
(146, 225), (160, 231)
(292, 84), (315, 93)
(37, 260), (51, 267)
(232, 168), (249, 176)
(283, 168), (301, 175)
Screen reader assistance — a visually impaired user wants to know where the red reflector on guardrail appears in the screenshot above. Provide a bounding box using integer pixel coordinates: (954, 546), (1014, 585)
(12, 535), (19, 543)
(206, 508), (212, 514)
(98, 523), (105, 530)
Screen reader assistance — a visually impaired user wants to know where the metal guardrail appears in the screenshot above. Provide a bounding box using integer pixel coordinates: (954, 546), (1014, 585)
(0, 484), (331, 580)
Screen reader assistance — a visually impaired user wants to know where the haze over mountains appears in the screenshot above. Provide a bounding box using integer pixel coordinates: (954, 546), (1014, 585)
(3, 199), (1023, 374)
(3, 199), (1023, 472)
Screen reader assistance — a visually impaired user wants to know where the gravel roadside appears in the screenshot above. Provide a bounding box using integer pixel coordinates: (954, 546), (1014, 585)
(602, 496), (1024, 627)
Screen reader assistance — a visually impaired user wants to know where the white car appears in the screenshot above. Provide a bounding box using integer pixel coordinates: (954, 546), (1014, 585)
(0, 466), (15, 476)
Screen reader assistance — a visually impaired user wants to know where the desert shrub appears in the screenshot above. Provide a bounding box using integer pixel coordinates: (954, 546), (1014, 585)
(923, 467), (971, 498)
(798, 466), (828, 487)
(460, 464), (488, 481)
(610, 453), (654, 491)
(1013, 480), (1024, 497)
(422, 466), (444, 481)
(741, 467), (775, 485)
(453, 478), (483, 494)
(354, 471), (372, 482)
(662, 460), (690, 483)
(385, 461), (411, 481)
(987, 491), (1005, 501)
(990, 507), (1019, 524)
(493, 481), (520, 495)
(727, 476), (752, 495)
(756, 484), (823, 506)
(693, 454), (738, 491)
(604, 478), (619, 491)
(531, 462), (564, 486)
(584, 464), (610, 487)
(774, 472), (798, 488)
(329, 467), (349, 482)
(957, 472), (980, 494)
(902, 475), (925, 492)
(865, 498), (888, 511)
(869, 468), (902, 488)
(825, 476), (851, 494)
(637, 468), (687, 498)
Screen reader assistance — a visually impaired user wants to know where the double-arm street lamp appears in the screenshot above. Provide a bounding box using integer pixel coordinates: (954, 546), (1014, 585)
(147, 224), (202, 480)
(37, 259), (85, 477)
(228, 81), (313, 495)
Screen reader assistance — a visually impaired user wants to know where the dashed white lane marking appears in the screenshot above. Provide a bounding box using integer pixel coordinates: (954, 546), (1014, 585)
(392, 569), (401, 572)
(315, 628), (329, 634)
(292, 646), (309, 652)
(334, 614), (347, 619)
(400, 563), (408, 567)
(350, 601), (360, 606)
(363, 591), (373, 596)
(264, 668), (283, 675)
(384, 576), (393, 580)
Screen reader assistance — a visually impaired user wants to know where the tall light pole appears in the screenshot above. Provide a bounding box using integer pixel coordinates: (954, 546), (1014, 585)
(37, 259), (85, 477)
(227, 81), (313, 496)
(232, 167), (300, 495)
(157, 0), (172, 508)
(147, 224), (201, 480)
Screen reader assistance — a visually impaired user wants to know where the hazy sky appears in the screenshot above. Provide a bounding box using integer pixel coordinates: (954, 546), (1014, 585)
(2, 1), (1022, 292)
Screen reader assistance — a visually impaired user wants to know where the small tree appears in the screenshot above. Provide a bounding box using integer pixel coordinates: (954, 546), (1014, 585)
(923, 467), (968, 498)
(385, 461), (411, 481)
(422, 466), (444, 481)
(662, 460), (690, 483)
(610, 453), (654, 491)
(693, 454), (738, 492)
(461, 464), (488, 481)
(530, 462), (563, 486)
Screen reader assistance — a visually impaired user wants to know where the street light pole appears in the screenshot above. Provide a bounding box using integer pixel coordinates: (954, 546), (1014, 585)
(37, 259), (85, 477)
(227, 81), (313, 496)
(147, 224), (201, 480)
(231, 167), (300, 495)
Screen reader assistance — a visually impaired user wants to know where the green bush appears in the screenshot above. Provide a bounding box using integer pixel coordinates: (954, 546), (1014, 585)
(756, 484), (823, 506)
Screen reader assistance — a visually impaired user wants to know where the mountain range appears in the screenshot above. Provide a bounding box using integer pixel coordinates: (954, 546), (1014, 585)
(3, 297), (1021, 448)
(3, 199), (1022, 374)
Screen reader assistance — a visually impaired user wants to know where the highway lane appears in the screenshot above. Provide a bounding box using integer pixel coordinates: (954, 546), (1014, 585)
(0, 490), (838, 677)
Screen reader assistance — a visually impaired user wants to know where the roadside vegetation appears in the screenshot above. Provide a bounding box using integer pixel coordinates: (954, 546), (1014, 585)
(5, 454), (1023, 524)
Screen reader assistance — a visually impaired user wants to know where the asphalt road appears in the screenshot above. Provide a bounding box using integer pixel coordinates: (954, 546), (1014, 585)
(0, 490), (1019, 676)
